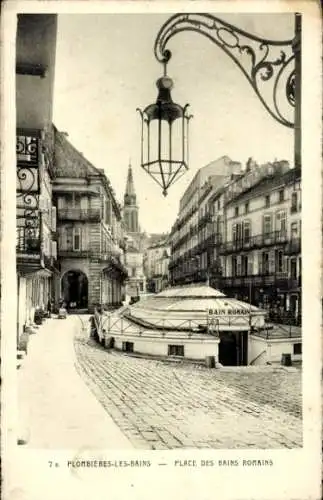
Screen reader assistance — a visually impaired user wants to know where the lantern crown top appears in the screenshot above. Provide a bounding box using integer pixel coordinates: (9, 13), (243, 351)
(141, 73), (189, 124)
(156, 76), (173, 91)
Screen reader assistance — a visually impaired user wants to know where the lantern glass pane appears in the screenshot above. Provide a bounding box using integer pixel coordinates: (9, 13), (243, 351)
(171, 118), (184, 165)
(149, 120), (159, 168)
(160, 120), (170, 161)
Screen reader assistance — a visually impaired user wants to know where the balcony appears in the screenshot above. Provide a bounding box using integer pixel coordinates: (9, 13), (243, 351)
(17, 129), (40, 166)
(219, 272), (300, 290)
(219, 231), (288, 255)
(285, 238), (301, 254)
(58, 249), (92, 258)
(57, 246), (127, 276)
(16, 226), (58, 273)
(57, 208), (101, 222)
(17, 228), (41, 255)
(198, 212), (213, 228)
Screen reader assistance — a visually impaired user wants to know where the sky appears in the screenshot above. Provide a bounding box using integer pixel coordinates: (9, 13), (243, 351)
(53, 13), (295, 234)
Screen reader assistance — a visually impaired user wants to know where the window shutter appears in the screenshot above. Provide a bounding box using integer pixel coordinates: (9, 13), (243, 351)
(248, 253), (253, 275)
(283, 256), (288, 274)
(66, 226), (73, 246)
(51, 206), (57, 232)
(81, 196), (88, 210)
(258, 252), (262, 274)
(57, 197), (63, 209)
(237, 255), (241, 276)
(232, 224), (236, 241)
(39, 195), (46, 212)
(51, 241), (57, 259)
(269, 250), (275, 273)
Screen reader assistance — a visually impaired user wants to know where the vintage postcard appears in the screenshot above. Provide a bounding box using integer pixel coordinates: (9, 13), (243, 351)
(1, 0), (322, 499)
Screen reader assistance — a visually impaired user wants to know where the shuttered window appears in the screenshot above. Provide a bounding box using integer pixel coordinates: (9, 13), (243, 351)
(263, 214), (272, 235)
(73, 227), (81, 251)
(51, 206), (56, 232)
(243, 220), (251, 243)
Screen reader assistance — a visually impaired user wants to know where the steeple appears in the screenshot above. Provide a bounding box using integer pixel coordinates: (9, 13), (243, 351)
(124, 163), (136, 205)
(123, 162), (139, 233)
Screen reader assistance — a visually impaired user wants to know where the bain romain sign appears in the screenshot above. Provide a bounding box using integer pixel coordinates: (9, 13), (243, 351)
(208, 308), (250, 316)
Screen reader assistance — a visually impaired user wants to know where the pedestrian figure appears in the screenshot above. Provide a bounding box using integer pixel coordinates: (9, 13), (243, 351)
(47, 294), (52, 318)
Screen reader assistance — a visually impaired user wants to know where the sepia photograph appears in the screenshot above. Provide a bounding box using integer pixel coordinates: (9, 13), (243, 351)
(1, 2), (322, 500)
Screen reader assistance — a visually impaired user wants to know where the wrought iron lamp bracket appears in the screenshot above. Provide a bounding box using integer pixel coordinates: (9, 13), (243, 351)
(154, 13), (299, 128)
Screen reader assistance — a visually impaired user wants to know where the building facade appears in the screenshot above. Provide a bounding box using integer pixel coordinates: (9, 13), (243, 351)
(169, 156), (242, 285)
(123, 165), (146, 298)
(16, 14), (59, 343)
(144, 237), (171, 293)
(220, 163), (301, 324)
(53, 128), (127, 312)
(169, 157), (302, 325)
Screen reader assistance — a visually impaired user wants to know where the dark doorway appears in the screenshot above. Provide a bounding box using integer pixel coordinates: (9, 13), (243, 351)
(219, 333), (238, 366)
(62, 270), (88, 309)
(122, 341), (134, 353)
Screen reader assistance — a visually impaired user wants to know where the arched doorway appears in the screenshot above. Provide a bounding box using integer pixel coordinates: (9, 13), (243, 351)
(61, 270), (88, 309)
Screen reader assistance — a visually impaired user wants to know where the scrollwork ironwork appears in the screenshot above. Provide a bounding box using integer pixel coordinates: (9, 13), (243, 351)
(17, 166), (38, 194)
(16, 134), (39, 163)
(154, 13), (298, 128)
(16, 131), (41, 254)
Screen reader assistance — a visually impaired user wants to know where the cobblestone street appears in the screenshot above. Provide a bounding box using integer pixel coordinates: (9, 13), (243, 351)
(75, 318), (302, 450)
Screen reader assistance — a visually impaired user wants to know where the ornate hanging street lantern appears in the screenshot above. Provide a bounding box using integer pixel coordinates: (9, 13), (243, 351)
(138, 13), (301, 197)
(137, 65), (193, 197)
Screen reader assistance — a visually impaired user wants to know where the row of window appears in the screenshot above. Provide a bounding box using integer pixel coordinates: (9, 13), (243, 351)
(230, 253), (300, 278)
(122, 341), (301, 356)
(58, 194), (119, 229)
(59, 227), (117, 253)
(232, 188), (297, 217)
(231, 213), (300, 241)
(122, 342), (185, 357)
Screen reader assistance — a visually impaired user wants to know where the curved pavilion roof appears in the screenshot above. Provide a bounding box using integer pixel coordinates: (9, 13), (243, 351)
(157, 284), (225, 298)
(123, 284), (266, 332)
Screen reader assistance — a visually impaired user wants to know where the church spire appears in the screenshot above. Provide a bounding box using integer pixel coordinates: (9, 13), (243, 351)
(123, 162), (139, 233)
(125, 163), (136, 201)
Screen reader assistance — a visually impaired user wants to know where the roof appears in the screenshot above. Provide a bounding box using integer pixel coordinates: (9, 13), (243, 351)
(125, 284), (265, 332)
(53, 125), (122, 219)
(158, 284), (225, 298)
(226, 167), (301, 206)
(53, 126), (99, 179)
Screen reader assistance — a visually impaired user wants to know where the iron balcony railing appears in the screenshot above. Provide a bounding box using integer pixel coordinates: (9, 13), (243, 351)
(198, 212), (213, 228)
(16, 225), (59, 272)
(17, 128), (40, 165)
(16, 226), (41, 254)
(219, 230), (288, 254)
(219, 272), (300, 290)
(285, 237), (301, 254)
(57, 208), (102, 222)
(57, 246), (127, 275)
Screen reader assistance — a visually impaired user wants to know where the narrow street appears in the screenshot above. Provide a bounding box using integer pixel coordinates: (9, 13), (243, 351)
(18, 314), (302, 450)
(74, 319), (303, 450)
(17, 315), (132, 449)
